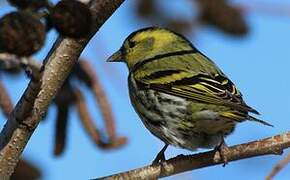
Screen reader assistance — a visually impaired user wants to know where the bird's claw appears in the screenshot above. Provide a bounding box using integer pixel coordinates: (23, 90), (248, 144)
(152, 152), (166, 165)
(215, 141), (230, 167)
(152, 144), (168, 165)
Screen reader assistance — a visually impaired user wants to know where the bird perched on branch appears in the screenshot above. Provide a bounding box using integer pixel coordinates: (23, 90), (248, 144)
(107, 27), (272, 164)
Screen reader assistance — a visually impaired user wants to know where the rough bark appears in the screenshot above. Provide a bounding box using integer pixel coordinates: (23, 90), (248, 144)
(98, 131), (290, 180)
(0, 0), (125, 178)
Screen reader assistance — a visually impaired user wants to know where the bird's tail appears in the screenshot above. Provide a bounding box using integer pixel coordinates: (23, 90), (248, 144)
(248, 116), (273, 127)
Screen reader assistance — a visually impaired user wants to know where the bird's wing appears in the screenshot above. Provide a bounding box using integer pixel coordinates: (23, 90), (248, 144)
(132, 52), (259, 114)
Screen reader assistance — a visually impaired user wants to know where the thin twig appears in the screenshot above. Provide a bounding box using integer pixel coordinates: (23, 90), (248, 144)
(266, 151), (290, 180)
(97, 131), (290, 180)
(74, 88), (127, 149)
(0, 0), (125, 178)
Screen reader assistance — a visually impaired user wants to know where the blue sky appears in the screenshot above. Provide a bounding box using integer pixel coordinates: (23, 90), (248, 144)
(1, 0), (290, 179)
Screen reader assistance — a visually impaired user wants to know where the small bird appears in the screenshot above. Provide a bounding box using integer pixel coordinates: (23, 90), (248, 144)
(107, 27), (272, 163)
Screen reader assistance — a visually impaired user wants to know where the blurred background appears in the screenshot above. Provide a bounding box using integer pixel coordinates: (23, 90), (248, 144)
(0, 0), (290, 179)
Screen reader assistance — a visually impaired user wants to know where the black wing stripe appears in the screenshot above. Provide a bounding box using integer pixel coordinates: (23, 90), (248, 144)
(130, 50), (197, 73)
(144, 70), (182, 80)
(171, 74), (241, 96)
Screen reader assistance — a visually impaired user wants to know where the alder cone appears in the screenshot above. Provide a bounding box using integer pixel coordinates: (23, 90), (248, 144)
(50, 0), (92, 38)
(8, 0), (47, 10)
(0, 12), (45, 56)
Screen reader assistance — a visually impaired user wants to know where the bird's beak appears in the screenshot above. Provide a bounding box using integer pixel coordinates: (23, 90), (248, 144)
(106, 49), (123, 62)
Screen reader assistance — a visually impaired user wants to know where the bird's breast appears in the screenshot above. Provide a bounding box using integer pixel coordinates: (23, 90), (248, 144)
(128, 74), (189, 123)
(127, 74), (234, 150)
(128, 74), (194, 146)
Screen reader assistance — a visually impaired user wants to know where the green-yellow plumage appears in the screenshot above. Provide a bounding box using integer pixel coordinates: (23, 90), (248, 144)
(107, 27), (271, 161)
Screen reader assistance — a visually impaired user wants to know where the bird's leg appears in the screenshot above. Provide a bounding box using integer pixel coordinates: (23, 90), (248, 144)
(152, 144), (168, 165)
(214, 137), (230, 167)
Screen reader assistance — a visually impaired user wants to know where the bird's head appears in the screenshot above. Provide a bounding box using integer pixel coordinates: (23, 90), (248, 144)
(107, 27), (195, 70)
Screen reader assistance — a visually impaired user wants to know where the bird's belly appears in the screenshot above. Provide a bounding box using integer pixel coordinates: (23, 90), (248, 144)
(130, 88), (189, 143)
(128, 76), (234, 150)
(129, 87), (225, 150)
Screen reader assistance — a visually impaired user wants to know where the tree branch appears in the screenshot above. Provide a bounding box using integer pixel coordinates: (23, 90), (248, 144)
(0, 0), (125, 178)
(98, 131), (290, 180)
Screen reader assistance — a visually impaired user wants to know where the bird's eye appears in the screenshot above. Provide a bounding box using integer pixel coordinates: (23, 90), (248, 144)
(128, 41), (136, 48)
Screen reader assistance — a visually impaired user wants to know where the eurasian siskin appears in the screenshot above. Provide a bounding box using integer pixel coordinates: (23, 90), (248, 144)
(107, 27), (271, 163)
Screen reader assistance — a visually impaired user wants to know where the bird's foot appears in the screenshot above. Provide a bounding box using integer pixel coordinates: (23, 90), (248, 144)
(214, 141), (230, 167)
(152, 151), (166, 165)
(152, 144), (168, 165)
